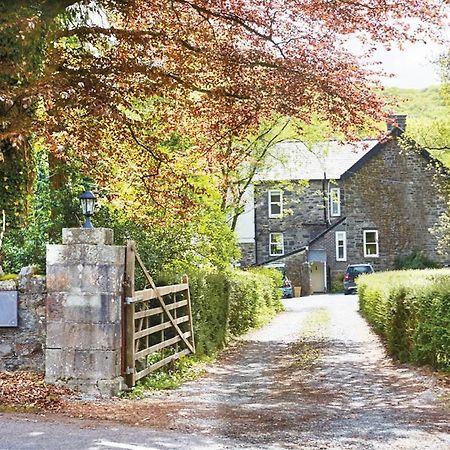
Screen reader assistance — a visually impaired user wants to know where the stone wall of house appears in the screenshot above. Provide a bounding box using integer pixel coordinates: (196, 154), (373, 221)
(310, 222), (349, 280)
(265, 251), (312, 296)
(341, 140), (449, 272)
(254, 180), (328, 263)
(239, 242), (256, 267)
(0, 270), (46, 372)
(246, 134), (449, 290)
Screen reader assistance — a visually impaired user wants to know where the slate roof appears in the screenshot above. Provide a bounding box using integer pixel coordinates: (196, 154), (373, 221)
(255, 139), (379, 181)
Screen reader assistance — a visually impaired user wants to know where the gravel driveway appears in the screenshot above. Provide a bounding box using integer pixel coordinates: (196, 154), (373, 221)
(150, 293), (450, 449)
(3, 293), (449, 450)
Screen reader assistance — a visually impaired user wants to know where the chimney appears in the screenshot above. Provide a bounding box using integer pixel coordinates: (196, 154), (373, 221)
(387, 114), (407, 132)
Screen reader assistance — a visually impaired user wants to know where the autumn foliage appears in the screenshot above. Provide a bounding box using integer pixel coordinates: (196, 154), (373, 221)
(0, 0), (445, 218)
(0, 371), (73, 411)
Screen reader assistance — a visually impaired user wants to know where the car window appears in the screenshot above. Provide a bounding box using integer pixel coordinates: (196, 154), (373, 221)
(347, 266), (372, 275)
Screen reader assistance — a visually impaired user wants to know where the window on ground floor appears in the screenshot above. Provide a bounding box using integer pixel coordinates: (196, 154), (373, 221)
(335, 231), (347, 261)
(363, 230), (379, 257)
(269, 232), (284, 256)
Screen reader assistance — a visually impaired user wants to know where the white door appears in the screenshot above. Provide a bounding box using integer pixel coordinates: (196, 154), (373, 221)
(311, 262), (326, 293)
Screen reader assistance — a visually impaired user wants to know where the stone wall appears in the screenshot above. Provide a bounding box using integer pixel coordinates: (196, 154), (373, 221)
(254, 180), (327, 264)
(239, 242), (256, 267)
(45, 228), (125, 396)
(281, 251), (308, 289)
(0, 270), (46, 371)
(286, 257), (312, 296)
(0, 229), (127, 396)
(252, 138), (450, 285)
(341, 141), (449, 272)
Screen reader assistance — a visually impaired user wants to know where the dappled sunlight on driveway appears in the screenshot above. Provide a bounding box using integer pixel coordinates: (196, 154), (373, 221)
(155, 294), (450, 448)
(26, 294), (448, 449)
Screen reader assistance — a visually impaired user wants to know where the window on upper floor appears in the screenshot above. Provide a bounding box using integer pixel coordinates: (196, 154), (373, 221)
(335, 231), (347, 261)
(268, 190), (283, 218)
(329, 187), (341, 217)
(364, 230), (379, 257)
(269, 232), (284, 256)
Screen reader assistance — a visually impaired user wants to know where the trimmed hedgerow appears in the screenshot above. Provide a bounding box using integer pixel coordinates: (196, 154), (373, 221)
(358, 269), (450, 373)
(184, 267), (283, 355)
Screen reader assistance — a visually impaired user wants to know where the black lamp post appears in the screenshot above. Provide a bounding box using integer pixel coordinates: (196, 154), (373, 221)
(79, 190), (96, 229)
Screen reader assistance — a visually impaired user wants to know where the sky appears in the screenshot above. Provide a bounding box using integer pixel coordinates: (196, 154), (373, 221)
(374, 41), (444, 89)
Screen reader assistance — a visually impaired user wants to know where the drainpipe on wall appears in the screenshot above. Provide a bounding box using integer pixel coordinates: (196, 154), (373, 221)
(322, 172), (328, 225)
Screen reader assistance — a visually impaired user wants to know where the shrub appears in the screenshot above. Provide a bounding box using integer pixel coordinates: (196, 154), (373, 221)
(179, 267), (283, 355)
(0, 146), (84, 274)
(330, 274), (344, 293)
(248, 266), (283, 291)
(228, 269), (283, 336)
(358, 269), (450, 372)
(394, 249), (439, 270)
(187, 269), (230, 355)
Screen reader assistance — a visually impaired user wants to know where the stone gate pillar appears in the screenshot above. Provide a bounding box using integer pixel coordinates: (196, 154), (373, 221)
(45, 228), (125, 396)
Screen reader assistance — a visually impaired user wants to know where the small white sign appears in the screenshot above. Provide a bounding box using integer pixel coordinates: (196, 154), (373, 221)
(0, 291), (18, 327)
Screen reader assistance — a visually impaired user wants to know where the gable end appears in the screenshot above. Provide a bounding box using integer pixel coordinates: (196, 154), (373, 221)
(341, 128), (449, 181)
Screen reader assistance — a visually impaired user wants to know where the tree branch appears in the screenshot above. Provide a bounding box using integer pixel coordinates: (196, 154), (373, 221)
(172, 0), (287, 58)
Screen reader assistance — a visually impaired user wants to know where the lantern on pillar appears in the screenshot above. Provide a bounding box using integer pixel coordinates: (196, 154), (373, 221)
(79, 190), (96, 229)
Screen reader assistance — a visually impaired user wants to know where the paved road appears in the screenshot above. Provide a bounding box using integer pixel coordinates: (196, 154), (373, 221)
(0, 413), (235, 450)
(1, 294), (449, 449)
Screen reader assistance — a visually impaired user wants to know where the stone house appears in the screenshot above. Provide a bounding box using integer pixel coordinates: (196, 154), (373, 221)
(235, 116), (450, 293)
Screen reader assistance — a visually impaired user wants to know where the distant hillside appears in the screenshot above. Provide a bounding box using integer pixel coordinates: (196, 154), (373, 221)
(383, 86), (448, 121)
(383, 86), (450, 167)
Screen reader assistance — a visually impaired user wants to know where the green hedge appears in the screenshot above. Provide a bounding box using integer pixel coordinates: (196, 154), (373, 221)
(182, 267), (283, 355)
(358, 269), (450, 372)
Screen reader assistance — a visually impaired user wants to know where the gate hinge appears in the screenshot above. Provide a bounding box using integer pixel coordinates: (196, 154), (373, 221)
(125, 366), (135, 374)
(124, 297), (134, 305)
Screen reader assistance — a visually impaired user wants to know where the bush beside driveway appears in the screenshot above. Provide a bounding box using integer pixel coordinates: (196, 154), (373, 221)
(358, 268), (450, 373)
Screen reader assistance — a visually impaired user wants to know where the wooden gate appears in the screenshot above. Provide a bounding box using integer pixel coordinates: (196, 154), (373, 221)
(122, 240), (195, 388)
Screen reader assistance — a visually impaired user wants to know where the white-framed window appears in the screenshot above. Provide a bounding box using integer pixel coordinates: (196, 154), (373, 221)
(269, 232), (284, 256)
(335, 231), (347, 261)
(268, 190), (283, 218)
(329, 187), (341, 217)
(364, 230), (379, 257)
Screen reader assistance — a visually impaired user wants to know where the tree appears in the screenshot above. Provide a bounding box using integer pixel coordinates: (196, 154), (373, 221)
(0, 0), (445, 220)
(397, 57), (450, 166)
(217, 116), (293, 231)
(388, 53), (450, 255)
(219, 115), (341, 231)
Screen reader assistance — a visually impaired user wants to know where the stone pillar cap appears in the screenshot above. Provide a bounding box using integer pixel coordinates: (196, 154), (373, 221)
(62, 228), (114, 245)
